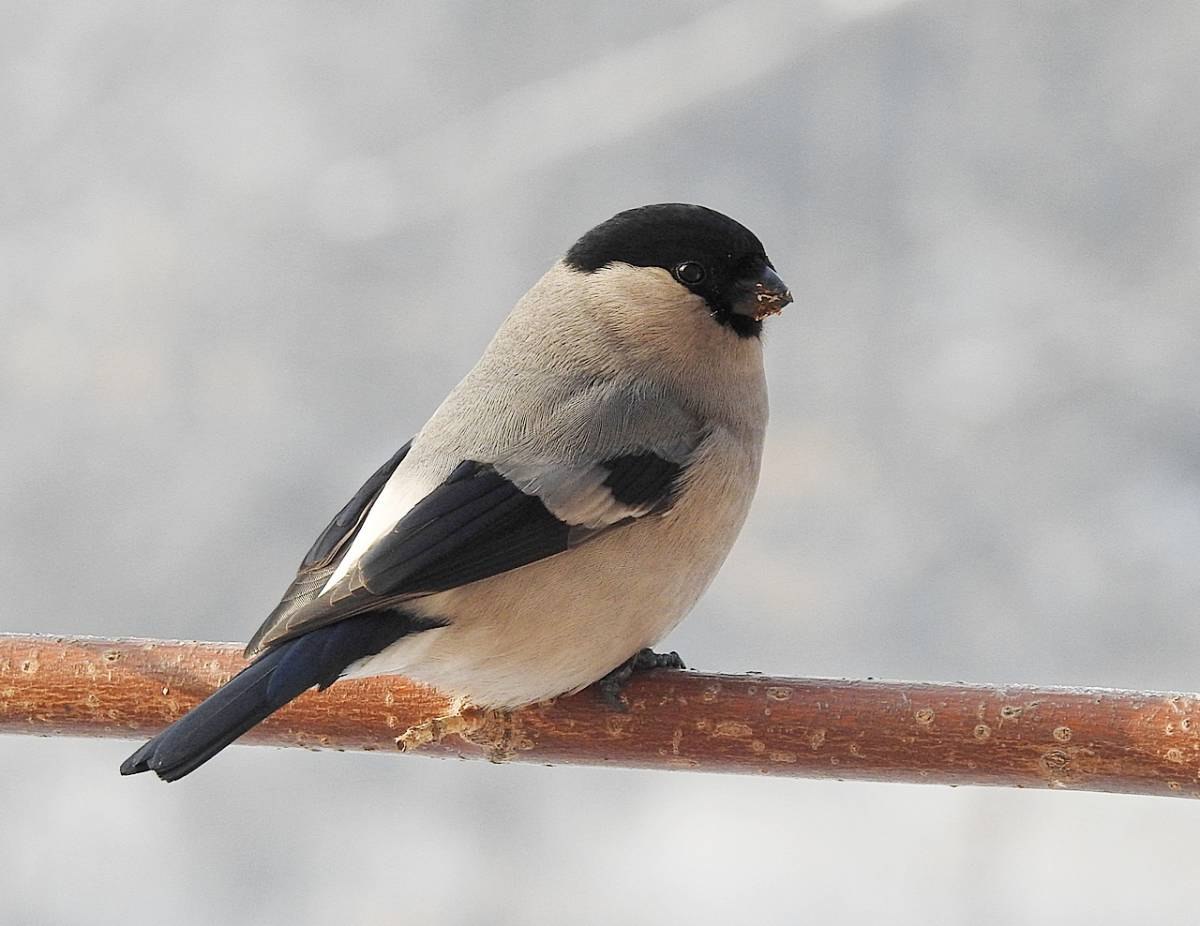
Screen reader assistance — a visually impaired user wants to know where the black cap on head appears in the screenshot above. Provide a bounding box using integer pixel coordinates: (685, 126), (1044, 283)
(564, 203), (786, 338)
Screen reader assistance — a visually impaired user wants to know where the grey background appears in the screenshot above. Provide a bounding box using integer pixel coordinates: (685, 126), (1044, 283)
(4, 0), (1200, 922)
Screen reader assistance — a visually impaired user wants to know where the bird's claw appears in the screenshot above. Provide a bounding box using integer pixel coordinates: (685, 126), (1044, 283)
(597, 648), (687, 711)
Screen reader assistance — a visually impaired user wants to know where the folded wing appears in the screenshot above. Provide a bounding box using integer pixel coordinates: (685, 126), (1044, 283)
(245, 443), (696, 655)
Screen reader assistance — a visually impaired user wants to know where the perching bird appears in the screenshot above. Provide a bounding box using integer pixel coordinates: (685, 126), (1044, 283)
(121, 203), (791, 781)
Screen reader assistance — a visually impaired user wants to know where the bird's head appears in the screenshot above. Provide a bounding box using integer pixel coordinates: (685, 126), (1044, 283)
(564, 203), (791, 339)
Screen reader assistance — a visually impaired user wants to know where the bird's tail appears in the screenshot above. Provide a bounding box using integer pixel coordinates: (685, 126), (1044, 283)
(120, 613), (415, 781)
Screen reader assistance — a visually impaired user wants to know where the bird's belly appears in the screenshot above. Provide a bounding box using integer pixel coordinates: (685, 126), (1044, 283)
(347, 432), (759, 708)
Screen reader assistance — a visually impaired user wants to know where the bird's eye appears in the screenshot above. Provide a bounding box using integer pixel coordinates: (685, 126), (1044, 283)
(673, 261), (706, 285)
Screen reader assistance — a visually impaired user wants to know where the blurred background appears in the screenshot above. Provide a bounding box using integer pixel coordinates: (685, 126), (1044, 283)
(4, 0), (1200, 921)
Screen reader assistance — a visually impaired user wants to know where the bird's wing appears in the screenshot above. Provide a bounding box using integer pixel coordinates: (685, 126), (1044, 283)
(243, 441), (413, 655)
(246, 418), (702, 656)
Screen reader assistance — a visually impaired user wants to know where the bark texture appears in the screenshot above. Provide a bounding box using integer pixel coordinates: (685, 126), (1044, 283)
(2, 633), (1198, 797)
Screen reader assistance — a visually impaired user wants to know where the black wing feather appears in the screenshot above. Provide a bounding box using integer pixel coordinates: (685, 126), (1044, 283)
(359, 463), (570, 594)
(601, 452), (684, 509)
(244, 441), (411, 655)
(302, 440), (413, 568)
(249, 449), (689, 654)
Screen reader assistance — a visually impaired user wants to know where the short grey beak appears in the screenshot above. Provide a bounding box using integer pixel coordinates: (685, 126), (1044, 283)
(731, 265), (793, 321)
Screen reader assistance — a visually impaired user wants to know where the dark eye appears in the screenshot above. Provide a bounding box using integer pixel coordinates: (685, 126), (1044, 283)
(673, 261), (706, 285)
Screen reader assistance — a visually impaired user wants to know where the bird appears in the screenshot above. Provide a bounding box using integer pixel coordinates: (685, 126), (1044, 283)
(120, 203), (791, 781)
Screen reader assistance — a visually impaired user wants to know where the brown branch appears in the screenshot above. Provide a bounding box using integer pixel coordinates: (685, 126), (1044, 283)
(1, 633), (1198, 797)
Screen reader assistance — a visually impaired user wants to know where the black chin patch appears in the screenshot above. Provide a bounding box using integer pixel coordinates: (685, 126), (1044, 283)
(720, 313), (762, 339)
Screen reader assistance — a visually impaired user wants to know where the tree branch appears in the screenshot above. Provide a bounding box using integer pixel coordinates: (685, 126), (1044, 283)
(1, 633), (1197, 797)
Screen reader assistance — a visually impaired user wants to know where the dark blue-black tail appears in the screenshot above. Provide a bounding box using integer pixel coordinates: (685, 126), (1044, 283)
(120, 612), (428, 781)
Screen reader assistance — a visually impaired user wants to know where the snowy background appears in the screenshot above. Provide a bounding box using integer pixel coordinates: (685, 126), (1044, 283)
(4, 0), (1200, 922)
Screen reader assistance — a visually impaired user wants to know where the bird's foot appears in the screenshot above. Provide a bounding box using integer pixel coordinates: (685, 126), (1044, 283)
(598, 648), (687, 712)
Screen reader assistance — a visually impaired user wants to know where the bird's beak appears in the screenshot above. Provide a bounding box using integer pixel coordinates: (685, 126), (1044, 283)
(730, 265), (793, 321)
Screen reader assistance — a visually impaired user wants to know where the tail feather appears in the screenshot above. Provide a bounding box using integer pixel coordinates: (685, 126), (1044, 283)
(120, 612), (431, 781)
